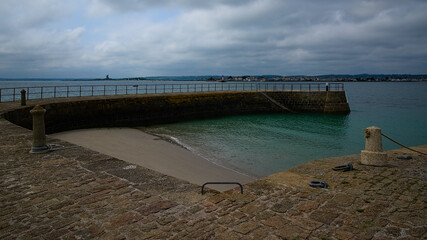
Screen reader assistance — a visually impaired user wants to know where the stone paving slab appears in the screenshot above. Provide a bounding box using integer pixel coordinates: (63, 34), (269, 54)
(1, 100), (426, 239)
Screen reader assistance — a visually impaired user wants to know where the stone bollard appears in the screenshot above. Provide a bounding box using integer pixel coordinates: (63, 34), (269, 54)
(361, 126), (388, 166)
(30, 105), (49, 153)
(21, 89), (26, 106)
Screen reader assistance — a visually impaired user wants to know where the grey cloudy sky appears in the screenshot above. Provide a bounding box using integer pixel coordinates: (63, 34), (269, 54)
(0, 0), (426, 78)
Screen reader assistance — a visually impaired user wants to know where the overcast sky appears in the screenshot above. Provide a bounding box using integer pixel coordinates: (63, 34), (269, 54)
(0, 0), (426, 78)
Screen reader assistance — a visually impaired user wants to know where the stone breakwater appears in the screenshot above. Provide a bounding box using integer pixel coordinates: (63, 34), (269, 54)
(1, 97), (426, 239)
(2, 91), (349, 134)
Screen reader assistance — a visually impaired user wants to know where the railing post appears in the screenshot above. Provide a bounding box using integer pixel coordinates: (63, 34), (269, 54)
(20, 89), (26, 106)
(13, 88), (16, 101)
(0, 89), (2, 103)
(92, 86), (94, 96)
(67, 86), (69, 97)
(79, 86), (81, 97)
(41, 87), (43, 99)
(104, 85), (106, 95)
(54, 86), (56, 98)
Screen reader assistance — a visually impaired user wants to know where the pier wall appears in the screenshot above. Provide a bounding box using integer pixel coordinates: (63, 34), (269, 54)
(2, 91), (350, 134)
(266, 91), (350, 113)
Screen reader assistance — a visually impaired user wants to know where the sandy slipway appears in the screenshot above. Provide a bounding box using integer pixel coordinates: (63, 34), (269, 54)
(51, 128), (255, 192)
(1, 99), (426, 239)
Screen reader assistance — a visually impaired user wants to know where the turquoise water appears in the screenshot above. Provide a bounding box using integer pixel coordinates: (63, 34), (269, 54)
(144, 82), (427, 178)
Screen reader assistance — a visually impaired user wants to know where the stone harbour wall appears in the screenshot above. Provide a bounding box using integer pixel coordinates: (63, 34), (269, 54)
(2, 91), (350, 134)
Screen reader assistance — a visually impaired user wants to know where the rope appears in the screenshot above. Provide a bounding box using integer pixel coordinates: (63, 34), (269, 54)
(47, 144), (80, 152)
(381, 133), (427, 155)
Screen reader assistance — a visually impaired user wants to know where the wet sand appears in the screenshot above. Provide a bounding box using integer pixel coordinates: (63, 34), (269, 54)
(51, 128), (255, 191)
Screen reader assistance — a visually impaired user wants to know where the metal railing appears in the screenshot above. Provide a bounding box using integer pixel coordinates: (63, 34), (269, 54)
(0, 82), (344, 103)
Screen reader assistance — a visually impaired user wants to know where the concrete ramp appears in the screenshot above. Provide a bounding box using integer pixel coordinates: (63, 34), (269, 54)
(259, 92), (295, 113)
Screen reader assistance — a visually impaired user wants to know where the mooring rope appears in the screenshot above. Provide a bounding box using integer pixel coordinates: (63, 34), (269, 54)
(381, 133), (427, 155)
(48, 144), (80, 152)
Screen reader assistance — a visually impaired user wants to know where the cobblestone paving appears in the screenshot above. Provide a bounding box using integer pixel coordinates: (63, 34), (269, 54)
(1, 100), (426, 239)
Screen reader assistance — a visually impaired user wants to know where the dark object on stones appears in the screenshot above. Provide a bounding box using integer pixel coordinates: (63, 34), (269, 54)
(309, 181), (328, 188)
(397, 155), (412, 160)
(333, 163), (354, 172)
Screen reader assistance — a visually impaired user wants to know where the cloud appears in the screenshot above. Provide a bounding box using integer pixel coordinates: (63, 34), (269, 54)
(88, 0), (255, 13)
(0, 0), (426, 78)
(0, 0), (75, 31)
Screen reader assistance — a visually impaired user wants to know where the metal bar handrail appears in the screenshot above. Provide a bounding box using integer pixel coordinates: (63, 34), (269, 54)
(201, 182), (243, 195)
(0, 82), (344, 103)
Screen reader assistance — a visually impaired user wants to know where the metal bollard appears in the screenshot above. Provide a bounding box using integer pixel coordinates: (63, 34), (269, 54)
(361, 126), (388, 166)
(21, 89), (26, 106)
(30, 105), (49, 153)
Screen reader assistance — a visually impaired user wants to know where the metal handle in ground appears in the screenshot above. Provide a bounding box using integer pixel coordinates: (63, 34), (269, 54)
(201, 182), (243, 195)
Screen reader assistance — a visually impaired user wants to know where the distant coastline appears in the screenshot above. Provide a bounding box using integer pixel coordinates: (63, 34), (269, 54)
(0, 74), (426, 82)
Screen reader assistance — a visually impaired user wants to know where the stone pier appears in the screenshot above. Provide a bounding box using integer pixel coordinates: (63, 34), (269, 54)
(0, 97), (425, 239)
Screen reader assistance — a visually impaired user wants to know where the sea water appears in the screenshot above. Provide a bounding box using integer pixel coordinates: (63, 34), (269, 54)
(1, 80), (426, 177)
(143, 82), (427, 177)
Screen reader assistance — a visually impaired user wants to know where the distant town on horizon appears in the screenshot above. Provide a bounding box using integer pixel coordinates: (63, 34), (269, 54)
(1, 74), (426, 82)
(98, 74), (427, 82)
